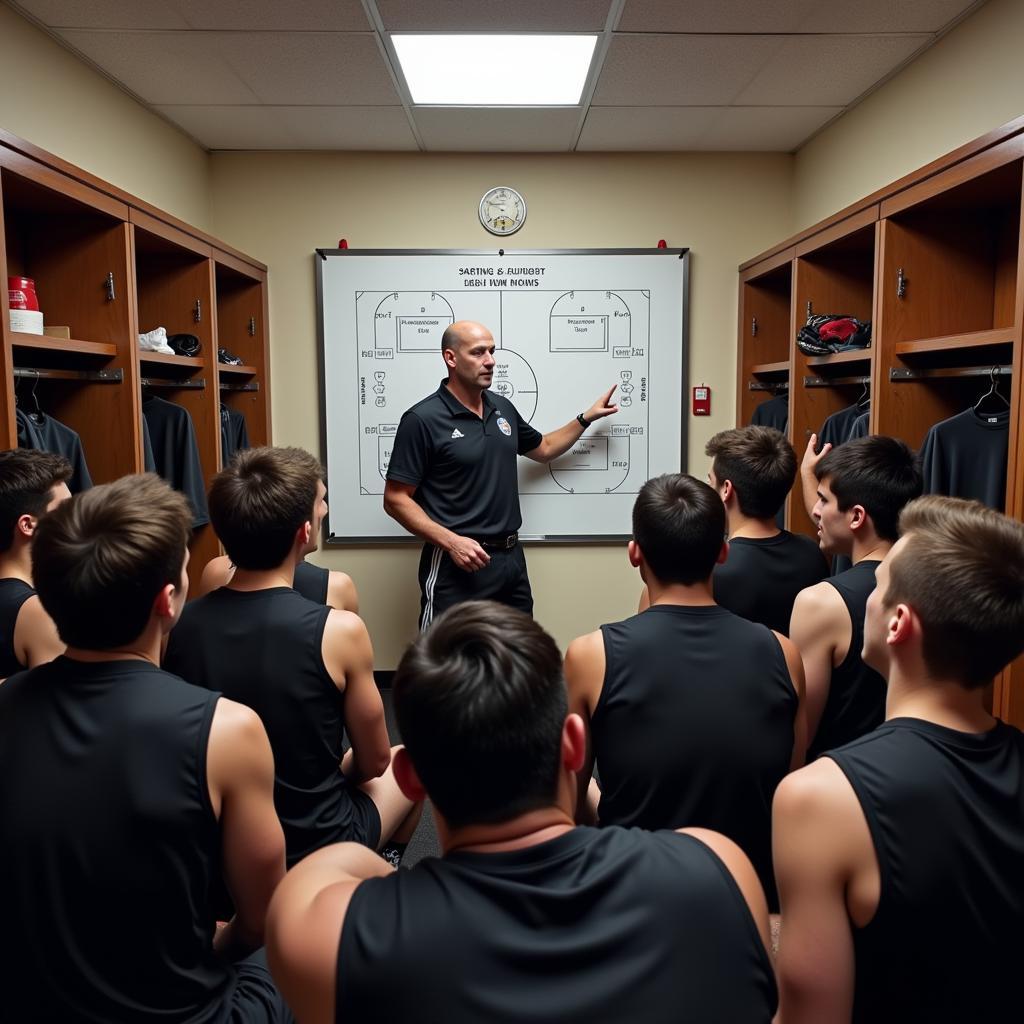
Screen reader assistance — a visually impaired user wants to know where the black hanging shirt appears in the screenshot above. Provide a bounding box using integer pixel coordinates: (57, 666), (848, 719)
(143, 396), (210, 528)
(920, 407), (1009, 510)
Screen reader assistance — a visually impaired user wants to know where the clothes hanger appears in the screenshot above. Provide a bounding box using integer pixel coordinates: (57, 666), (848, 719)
(973, 366), (1010, 414)
(29, 371), (45, 424)
(855, 379), (871, 411)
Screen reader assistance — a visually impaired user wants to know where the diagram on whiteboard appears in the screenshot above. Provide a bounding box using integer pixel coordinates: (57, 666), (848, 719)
(355, 288), (650, 499)
(319, 250), (687, 541)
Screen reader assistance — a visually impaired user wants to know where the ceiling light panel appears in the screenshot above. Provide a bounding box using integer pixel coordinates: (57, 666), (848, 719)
(392, 34), (598, 105)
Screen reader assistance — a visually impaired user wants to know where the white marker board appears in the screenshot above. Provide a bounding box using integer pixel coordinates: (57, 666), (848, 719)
(316, 249), (689, 543)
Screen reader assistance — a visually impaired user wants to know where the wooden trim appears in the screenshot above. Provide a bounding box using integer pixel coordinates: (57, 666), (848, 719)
(139, 352), (205, 369)
(11, 333), (117, 357)
(793, 205), (879, 259)
(0, 126), (266, 273)
(130, 208), (213, 258)
(880, 135), (1024, 219)
(739, 115), (1024, 273)
(750, 360), (789, 375)
(217, 362), (258, 376)
(805, 349), (873, 367)
(740, 246), (794, 282)
(0, 148), (128, 220)
(894, 329), (1016, 356)
(214, 247), (265, 280)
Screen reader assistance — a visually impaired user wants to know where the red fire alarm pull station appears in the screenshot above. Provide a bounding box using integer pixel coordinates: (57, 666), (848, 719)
(692, 384), (711, 416)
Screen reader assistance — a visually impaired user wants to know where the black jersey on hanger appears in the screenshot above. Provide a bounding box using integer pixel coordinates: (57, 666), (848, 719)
(143, 396), (210, 528)
(920, 407), (1009, 509)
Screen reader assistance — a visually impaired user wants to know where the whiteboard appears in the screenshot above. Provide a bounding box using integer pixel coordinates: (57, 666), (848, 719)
(316, 249), (689, 543)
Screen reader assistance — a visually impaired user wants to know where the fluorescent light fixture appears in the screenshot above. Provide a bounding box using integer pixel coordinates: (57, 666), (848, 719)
(392, 34), (598, 105)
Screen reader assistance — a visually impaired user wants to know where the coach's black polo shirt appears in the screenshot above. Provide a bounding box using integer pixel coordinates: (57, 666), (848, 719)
(387, 379), (542, 537)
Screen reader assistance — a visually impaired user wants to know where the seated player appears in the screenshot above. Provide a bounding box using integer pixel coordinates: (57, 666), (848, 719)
(195, 555), (358, 611)
(566, 473), (805, 911)
(774, 496), (1024, 1023)
(639, 427), (827, 633)
(267, 601), (778, 1024)
(0, 474), (290, 1022)
(789, 435), (921, 758)
(165, 446), (419, 867)
(0, 449), (71, 678)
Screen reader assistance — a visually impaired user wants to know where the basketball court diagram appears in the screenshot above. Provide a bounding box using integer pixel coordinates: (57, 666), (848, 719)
(354, 288), (651, 497)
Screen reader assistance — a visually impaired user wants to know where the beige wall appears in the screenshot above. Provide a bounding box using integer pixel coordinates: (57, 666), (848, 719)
(0, 4), (210, 228)
(794, 0), (1024, 230)
(210, 151), (793, 664)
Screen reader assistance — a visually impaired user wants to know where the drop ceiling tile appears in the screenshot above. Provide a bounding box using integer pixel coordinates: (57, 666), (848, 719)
(734, 34), (930, 105)
(58, 30), (260, 104)
(219, 33), (401, 105)
(593, 34), (782, 106)
(617, 0), (978, 34)
(278, 106), (418, 149)
(377, 0), (613, 32)
(174, 0), (370, 31)
(700, 105), (843, 150)
(11, 0), (190, 29)
(413, 106), (581, 151)
(577, 106), (719, 149)
(155, 104), (296, 149)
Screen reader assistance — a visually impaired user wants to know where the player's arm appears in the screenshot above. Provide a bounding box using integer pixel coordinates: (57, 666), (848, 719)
(267, 843), (394, 1024)
(326, 570), (359, 613)
(193, 554), (233, 599)
(523, 385), (620, 464)
(773, 631), (808, 770)
(14, 596), (64, 668)
(206, 698), (286, 961)
(323, 610), (390, 784)
(799, 433), (831, 522)
(563, 630), (605, 826)
(773, 761), (864, 1024)
(682, 828), (772, 959)
(789, 582), (845, 746)
(383, 480), (490, 572)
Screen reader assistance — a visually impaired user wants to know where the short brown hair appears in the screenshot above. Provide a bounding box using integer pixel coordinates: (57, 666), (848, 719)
(394, 601), (567, 830)
(208, 447), (323, 570)
(884, 496), (1024, 688)
(32, 474), (191, 650)
(0, 449), (72, 552)
(706, 426), (796, 519)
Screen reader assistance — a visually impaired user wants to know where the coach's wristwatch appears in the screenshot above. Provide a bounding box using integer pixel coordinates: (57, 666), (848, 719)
(576, 412), (590, 429)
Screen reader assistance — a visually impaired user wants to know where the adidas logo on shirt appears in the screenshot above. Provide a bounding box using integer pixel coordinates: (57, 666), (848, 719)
(451, 429), (464, 439)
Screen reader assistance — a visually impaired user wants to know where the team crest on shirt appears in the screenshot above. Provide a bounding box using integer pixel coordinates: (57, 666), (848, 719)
(497, 417), (512, 436)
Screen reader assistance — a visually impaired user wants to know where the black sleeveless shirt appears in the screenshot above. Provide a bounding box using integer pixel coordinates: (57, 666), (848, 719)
(0, 657), (231, 1023)
(0, 577), (35, 677)
(592, 605), (796, 910)
(337, 827), (777, 1023)
(294, 560), (329, 605)
(829, 718), (1024, 1023)
(808, 559), (885, 760)
(713, 530), (828, 635)
(165, 586), (351, 865)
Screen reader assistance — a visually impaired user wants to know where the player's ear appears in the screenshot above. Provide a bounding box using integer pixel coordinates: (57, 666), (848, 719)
(627, 540), (643, 568)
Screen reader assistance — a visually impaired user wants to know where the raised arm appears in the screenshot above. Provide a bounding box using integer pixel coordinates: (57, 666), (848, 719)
(563, 630), (605, 825)
(524, 385), (620, 464)
(206, 697), (286, 961)
(799, 433), (831, 522)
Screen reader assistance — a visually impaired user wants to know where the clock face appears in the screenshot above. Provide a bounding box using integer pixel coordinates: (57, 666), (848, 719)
(479, 187), (526, 236)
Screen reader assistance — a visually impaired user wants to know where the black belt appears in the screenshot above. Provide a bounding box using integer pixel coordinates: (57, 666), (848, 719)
(475, 532), (519, 550)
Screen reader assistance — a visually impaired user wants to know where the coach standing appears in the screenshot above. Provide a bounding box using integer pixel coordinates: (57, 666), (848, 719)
(384, 320), (617, 630)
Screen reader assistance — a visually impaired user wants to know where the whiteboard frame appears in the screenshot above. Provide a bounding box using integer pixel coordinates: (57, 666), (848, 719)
(315, 248), (690, 546)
